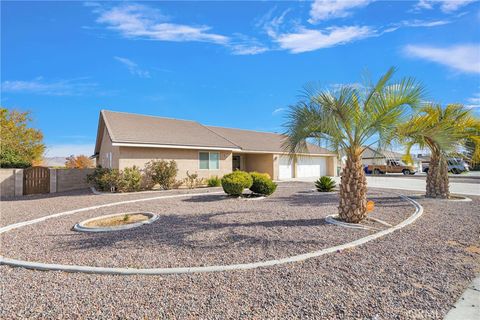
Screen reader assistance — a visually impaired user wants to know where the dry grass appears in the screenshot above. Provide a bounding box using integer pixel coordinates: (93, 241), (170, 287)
(84, 214), (149, 227)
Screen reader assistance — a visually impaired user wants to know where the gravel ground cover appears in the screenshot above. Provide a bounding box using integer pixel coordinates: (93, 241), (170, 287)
(0, 187), (223, 227)
(0, 184), (409, 268)
(1, 182), (479, 319)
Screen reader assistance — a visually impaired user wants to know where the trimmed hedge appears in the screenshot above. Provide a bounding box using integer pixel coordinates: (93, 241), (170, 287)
(249, 172), (277, 196)
(221, 171), (253, 196)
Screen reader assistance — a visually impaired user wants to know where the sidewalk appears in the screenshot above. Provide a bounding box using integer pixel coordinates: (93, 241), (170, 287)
(444, 276), (480, 320)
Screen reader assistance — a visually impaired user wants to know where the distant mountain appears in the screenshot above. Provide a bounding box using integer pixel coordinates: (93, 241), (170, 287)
(42, 157), (67, 167)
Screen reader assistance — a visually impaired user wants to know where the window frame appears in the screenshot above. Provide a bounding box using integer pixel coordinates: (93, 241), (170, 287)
(198, 151), (220, 170)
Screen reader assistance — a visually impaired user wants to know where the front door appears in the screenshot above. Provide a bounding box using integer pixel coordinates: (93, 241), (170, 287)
(232, 155), (241, 171)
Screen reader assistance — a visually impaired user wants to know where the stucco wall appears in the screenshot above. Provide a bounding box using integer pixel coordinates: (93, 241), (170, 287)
(55, 168), (95, 192)
(98, 129), (120, 169)
(244, 153), (275, 179)
(0, 169), (17, 198)
(118, 147), (233, 180)
(326, 157), (338, 176)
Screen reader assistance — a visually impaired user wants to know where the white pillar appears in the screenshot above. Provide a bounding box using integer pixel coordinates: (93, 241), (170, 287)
(49, 169), (57, 193)
(14, 169), (23, 196)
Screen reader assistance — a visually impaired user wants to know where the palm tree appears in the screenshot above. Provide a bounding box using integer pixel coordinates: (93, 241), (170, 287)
(398, 104), (480, 198)
(283, 67), (423, 223)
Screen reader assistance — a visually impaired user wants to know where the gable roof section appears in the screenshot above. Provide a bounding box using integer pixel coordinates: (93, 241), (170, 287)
(95, 110), (335, 155)
(361, 146), (404, 159)
(98, 110), (239, 151)
(206, 126), (334, 155)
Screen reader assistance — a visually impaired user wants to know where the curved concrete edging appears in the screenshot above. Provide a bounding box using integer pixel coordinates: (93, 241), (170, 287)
(73, 212), (159, 233)
(90, 186), (222, 196)
(325, 215), (376, 230)
(411, 194), (472, 202)
(0, 193), (423, 275)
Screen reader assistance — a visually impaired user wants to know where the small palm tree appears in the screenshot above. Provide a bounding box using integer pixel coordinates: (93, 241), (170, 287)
(283, 67), (423, 223)
(398, 104), (480, 198)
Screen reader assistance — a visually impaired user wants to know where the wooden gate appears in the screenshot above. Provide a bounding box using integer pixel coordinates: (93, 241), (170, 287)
(23, 166), (50, 195)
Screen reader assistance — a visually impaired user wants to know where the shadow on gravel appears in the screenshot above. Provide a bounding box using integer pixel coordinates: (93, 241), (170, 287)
(55, 210), (330, 252)
(0, 188), (93, 202)
(272, 192), (339, 207)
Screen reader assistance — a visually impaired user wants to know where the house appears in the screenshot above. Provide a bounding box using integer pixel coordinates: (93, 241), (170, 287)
(93, 110), (337, 180)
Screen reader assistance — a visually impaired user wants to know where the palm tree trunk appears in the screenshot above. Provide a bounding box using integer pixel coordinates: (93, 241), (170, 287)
(426, 151), (450, 198)
(339, 152), (367, 223)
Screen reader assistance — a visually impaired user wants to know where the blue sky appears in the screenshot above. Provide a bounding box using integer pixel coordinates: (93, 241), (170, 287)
(2, 0), (480, 157)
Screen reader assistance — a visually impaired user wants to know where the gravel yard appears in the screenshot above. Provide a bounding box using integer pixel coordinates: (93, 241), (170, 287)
(1, 181), (479, 319)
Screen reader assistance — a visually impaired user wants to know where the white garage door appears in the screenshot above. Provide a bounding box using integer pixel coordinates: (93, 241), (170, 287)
(296, 157), (327, 178)
(278, 156), (293, 179)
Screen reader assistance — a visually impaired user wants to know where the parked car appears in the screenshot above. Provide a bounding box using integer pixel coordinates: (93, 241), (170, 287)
(367, 160), (417, 175)
(422, 158), (469, 174)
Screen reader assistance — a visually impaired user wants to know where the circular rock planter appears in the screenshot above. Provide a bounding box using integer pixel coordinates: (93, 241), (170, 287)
(411, 194), (472, 202)
(0, 192), (423, 275)
(73, 212), (159, 233)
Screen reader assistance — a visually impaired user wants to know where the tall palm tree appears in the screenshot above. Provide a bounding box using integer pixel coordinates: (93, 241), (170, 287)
(398, 104), (480, 198)
(283, 67), (423, 223)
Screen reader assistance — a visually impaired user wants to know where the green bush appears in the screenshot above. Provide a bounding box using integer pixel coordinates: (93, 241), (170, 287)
(315, 176), (336, 192)
(250, 172), (277, 196)
(144, 160), (180, 190)
(86, 167), (111, 191)
(121, 166), (142, 192)
(0, 148), (32, 168)
(206, 176), (221, 187)
(87, 166), (146, 192)
(221, 171), (253, 196)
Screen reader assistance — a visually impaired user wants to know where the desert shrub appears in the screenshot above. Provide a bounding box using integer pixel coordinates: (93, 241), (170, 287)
(99, 169), (123, 192)
(183, 171), (205, 189)
(315, 176), (336, 192)
(121, 166), (142, 192)
(250, 172), (277, 196)
(221, 171), (253, 196)
(144, 160), (180, 190)
(86, 167), (111, 191)
(207, 175), (221, 187)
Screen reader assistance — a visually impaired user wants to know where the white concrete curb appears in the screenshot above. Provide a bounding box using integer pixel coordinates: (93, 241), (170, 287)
(411, 194), (473, 202)
(73, 212), (159, 233)
(325, 215), (376, 230)
(0, 193), (423, 275)
(90, 186), (221, 196)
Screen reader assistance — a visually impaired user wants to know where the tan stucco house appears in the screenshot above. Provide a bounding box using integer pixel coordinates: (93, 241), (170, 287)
(94, 110), (337, 180)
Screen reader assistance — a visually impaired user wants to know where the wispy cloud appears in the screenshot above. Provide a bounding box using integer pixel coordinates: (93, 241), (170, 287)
(400, 19), (451, 27)
(466, 93), (480, 108)
(96, 3), (228, 44)
(272, 107), (285, 115)
(404, 44), (480, 74)
(309, 0), (373, 23)
(114, 56), (150, 77)
(1, 77), (98, 96)
(414, 0), (476, 13)
(270, 25), (375, 53)
(93, 3), (268, 55)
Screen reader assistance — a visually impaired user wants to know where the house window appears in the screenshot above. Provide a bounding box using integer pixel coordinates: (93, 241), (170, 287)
(199, 152), (220, 170)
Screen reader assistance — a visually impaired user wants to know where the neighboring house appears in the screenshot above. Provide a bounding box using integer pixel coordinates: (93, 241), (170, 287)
(93, 110), (337, 180)
(339, 146), (422, 170)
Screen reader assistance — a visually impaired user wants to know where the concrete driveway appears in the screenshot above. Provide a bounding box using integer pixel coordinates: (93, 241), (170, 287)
(287, 176), (480, 196)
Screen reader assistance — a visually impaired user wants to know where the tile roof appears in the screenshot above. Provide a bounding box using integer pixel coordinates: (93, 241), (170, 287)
(206, 126), (334, 155)
(99, 110), (334, 155)
(101, 110), (239, 149)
